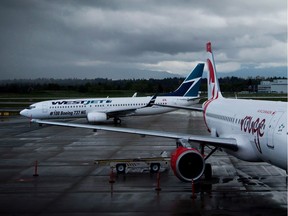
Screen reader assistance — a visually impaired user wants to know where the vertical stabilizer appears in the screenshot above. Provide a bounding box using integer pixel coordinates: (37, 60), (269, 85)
(206, 42), (223, 100)
(164, 63), (204, 97)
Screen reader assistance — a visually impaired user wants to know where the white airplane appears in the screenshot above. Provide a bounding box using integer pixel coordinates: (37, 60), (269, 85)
(30, 42), (287, 182)
(20, 63), (204, 124)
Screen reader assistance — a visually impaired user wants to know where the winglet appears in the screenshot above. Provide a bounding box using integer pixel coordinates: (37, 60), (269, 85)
(206, 42), (223, 100)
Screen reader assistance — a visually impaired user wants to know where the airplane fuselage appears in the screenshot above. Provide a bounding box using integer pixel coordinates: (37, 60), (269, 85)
(21, 96), (198, 120)
(203, 98), (287, 170)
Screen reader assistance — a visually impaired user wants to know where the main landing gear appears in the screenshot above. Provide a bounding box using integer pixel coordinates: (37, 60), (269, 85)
(204, 163), (212, 180)
(113, 117), (122, 125)
(202, 146), (218, 180)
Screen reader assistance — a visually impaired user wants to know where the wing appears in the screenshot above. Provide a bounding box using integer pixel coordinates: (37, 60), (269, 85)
(106, 108), (138, 118)
(104, 94), (157, 118)
(31, 119), (238, 151)
(156, 104), (203, 112)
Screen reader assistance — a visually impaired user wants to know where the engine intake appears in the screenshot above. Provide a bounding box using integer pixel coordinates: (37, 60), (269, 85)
(170, 147), (205, 182)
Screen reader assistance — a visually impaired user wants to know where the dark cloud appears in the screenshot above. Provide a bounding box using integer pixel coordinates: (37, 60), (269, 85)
(0, 0), (286, 79)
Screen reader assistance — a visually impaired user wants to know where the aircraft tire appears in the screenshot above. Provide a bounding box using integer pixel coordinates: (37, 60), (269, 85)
(150, 163), (160, 173)
(116, 164), (126, 174)
(114, 118), (122, 125)
(204, 163), (212, 180)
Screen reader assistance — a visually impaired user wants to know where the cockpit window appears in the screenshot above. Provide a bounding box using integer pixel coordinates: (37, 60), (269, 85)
(28, 105), (36, 109)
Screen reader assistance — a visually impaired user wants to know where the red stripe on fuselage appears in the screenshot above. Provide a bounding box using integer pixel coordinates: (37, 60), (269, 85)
(203, 99), (215, 132)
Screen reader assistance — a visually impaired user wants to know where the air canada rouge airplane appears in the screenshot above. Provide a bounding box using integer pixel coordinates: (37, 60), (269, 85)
(20, 63), (204, 124)
(30, 42), (287, 183)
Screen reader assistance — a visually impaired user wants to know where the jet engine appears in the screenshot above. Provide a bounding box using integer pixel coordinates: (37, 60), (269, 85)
(170, 146), (205, 182)
(87, 112), (108, 122)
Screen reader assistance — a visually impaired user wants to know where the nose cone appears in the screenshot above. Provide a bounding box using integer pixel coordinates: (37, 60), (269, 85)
(20, 109), (29, 118)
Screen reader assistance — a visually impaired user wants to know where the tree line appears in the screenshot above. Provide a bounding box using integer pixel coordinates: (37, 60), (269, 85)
(0, 76), (285, 94)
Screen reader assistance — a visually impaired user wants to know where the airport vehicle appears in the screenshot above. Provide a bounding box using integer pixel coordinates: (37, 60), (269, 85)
(30, 42), (287, 183)
(20, 64), (204, 124)
(95, 151), (170, 174)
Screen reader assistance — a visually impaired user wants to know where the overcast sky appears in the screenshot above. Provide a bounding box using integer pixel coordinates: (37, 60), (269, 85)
(0, 0), (287, 80)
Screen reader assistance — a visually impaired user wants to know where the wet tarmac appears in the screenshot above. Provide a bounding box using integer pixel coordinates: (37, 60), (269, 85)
(0, 111), (287, 215)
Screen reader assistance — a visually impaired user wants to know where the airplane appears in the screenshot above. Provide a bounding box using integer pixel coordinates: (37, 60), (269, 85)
(29, 42), (287, 183)
(20, 63), (204, 124)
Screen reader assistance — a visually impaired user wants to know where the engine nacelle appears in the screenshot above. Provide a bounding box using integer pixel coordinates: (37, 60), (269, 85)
(170, 147), (205, 182)
(87, 112), (108, 122)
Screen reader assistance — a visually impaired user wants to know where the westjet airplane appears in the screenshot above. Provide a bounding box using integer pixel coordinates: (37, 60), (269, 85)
(30, 42), (287, 183)
(20, 63), (204, 124)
